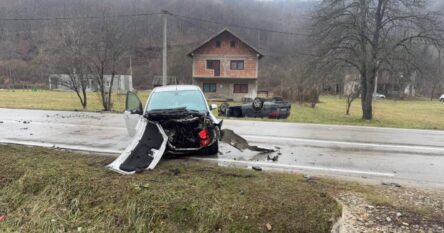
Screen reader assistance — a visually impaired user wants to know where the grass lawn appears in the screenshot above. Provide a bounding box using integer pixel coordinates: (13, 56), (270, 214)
(0, 89), (149, 113)
(0, 145), (342, 233)
(1, 89), (444, 130)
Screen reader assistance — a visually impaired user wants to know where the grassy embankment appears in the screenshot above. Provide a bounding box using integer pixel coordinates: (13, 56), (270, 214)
(1, 89), (444, 130)
(1, 145), (442, 232)
(0, 145), (341, 232)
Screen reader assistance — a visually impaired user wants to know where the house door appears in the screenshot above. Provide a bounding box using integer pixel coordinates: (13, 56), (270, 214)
(213, 60), (220, 76)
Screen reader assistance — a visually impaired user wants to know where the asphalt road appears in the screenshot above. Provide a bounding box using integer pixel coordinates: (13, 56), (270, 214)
(1, 108), (444, 188)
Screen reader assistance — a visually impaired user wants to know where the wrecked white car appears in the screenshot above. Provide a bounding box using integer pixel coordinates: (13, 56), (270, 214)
(108, 85), (222, 174)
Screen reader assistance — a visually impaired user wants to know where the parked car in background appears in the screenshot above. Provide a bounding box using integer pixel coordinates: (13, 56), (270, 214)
(373, 93), (386, 99)
(219, 97), (291, 119)
(440, 94), (444, 102)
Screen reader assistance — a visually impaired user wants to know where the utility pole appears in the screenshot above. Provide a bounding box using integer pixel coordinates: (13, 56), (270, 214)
(161, 10), (169, 86)
(129, 56), (133, 77)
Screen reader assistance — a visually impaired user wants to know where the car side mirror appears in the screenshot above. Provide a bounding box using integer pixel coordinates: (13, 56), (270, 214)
(210, 104), (218, 110)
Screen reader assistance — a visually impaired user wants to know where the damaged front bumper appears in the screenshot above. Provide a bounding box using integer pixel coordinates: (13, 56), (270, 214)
(107, 118), (168, 174)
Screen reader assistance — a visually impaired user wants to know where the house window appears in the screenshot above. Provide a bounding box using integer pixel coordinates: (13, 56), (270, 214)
(230, 60), (244, 70)
(203, 83), (217, 93)
(206, 60), (218, 69)
(230, 41), (236, 48)
(233, 84), (248, 93)
(215, 40), (221, 48)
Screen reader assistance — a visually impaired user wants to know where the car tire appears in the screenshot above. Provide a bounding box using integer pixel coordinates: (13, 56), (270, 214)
(252, 97), (264, 111)
(201, 140), (219, 155)
(219, 102), (229, 116)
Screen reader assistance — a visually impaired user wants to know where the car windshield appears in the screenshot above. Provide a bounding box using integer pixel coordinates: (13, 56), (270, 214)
(146, 90), (207, 113)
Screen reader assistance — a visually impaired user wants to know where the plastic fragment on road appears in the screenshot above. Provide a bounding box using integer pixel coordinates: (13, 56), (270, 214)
(107, 118), (167, 175)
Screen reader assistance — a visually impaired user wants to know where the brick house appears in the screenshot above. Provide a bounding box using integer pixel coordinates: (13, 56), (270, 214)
(188, 29), (263, 101)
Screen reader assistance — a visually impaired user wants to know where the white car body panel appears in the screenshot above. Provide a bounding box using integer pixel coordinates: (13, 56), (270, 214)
(124, 110), (141, 137)
(107, 118), (168, 174)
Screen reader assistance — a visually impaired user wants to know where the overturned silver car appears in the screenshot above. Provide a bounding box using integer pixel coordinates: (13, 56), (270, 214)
(108, 85), (222, 174)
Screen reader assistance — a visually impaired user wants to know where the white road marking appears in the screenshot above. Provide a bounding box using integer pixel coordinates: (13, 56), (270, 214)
(1, 119), (126, 130)
(243, 135), (444, 153)
(192, 157), (396, 177)
(1, 139), (395, 177)
(0, 139), (121, 155)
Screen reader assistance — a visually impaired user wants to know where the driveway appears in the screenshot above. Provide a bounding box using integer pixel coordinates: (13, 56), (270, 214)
(1, 108), (444, 188)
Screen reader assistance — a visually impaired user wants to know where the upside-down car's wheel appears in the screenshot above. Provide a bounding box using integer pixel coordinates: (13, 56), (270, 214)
(219, 102), (229, 116)
(252, 97), (264, 111)
(201, 140), (219, 155)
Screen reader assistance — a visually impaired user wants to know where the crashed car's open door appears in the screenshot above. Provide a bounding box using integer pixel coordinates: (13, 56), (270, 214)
(107, 91), (167, 174)
(124, 92), (143, 137)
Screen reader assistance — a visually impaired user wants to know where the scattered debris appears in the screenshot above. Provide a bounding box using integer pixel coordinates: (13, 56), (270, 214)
(0, 215), (5, 222)
(252, 166), (262, 171)
(396, 212), (402, 218)
(267, 154), (279, 161)
(23, 121), (31, 124)
(221, 129), (274, 153)
(303, 174), (314, 181)
(386, 217), (392, 222)
(0, 121), (3, 124)
(382, 182), (402, 188)
(266, 223), (272, 231)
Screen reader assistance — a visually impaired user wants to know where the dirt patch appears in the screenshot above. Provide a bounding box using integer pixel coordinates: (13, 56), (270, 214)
(336, 189), (444, 232)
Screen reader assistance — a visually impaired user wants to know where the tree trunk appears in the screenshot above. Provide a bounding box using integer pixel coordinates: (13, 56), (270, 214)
(107, 73), (115, 111)
(82, 88), (87, 109)
(360, 70), (375, 120)
(430, 83), (436, 101)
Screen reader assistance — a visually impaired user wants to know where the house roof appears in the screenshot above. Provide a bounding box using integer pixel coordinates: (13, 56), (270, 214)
(187, 28), (263, 59)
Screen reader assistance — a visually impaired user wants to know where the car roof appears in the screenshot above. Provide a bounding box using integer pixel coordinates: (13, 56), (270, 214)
(152, 85), (201, 92)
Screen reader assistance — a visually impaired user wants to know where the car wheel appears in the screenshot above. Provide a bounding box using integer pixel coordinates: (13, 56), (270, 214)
(219, 102), (229, 116)
(201, 140), (219, 155)
(252, 97), (264, 111)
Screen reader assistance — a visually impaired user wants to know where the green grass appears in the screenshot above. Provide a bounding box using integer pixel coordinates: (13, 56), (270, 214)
(1, 89), (444, 130)
(1, 145), (442, 232)
(0, 89), (149, 112)
(0, 145), (341, 233)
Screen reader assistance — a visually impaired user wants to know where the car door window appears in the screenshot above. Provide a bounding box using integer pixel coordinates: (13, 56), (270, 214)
(126, 91), (143, 114)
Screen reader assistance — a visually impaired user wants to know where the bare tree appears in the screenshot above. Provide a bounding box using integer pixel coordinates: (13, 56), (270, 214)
(87, 14), (129, 111)
(54, 18), (91, 109)
(311, 0), (442, 120)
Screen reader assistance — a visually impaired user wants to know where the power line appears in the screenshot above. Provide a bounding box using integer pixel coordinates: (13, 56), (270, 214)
(0, 12), (161, 21)
(170, 12), (309, 37)
(0, 10), (308, 37)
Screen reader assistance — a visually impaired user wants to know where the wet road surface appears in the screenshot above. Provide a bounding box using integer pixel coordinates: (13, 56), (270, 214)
(1, 108), (444, 188)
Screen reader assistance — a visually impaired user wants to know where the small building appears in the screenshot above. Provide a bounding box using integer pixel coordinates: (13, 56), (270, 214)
(188, 29), (263, 101)
(49, 74), (133, 93)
